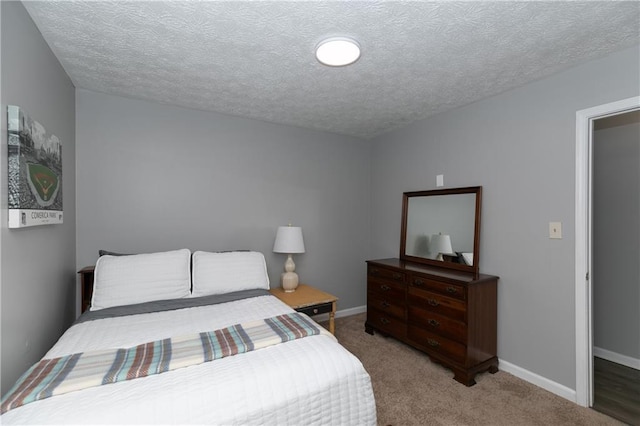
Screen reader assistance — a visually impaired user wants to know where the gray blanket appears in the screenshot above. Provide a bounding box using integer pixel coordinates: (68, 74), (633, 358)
(75, 288), (271, 324)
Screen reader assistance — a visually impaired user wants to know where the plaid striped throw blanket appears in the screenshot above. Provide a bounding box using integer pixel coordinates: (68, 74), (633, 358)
(1, 312), (321, 414)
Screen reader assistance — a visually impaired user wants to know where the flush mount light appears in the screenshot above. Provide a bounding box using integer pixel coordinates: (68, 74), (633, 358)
(315, 37), (361, 67)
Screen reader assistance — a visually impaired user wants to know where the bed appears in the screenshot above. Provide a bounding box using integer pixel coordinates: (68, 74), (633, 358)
(1, 249), (376, 425)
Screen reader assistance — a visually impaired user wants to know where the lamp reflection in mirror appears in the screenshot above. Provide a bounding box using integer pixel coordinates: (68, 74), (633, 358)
(430, 233), (454, 261)
(273, 225), (305, 292)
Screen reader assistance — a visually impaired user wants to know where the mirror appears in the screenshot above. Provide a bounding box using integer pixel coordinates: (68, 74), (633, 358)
(400, 186), (481, 276)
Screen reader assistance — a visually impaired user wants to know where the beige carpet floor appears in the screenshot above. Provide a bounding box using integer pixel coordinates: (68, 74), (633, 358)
(323, 313), (622, 426)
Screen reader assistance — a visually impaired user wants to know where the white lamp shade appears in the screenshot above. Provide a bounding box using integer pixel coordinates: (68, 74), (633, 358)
(430, 233), (454, 255)
(273, 226), (305, 254)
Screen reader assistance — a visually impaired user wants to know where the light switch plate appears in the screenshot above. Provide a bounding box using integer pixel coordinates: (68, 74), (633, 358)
(436, 174), (444, 187)
(549, 222), (562, 239)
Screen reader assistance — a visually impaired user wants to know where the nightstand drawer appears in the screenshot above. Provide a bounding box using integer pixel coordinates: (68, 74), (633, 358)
(297, 302), (333, 317)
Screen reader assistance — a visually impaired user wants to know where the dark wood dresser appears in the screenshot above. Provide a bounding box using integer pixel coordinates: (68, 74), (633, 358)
(365, 257), (498, 386)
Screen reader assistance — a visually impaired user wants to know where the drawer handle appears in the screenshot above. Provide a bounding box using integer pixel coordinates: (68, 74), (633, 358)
(446, 287), (458, 294)
(370, 268), (379, 276)
(313, 308), (319, 314)
(381, 301), (390, 308)
(427, 298), (440, 307)
(380, 317), (390, 325)
(427, 339), (440, 347)
(413, 279), (424, 287)
(380, 284), (391, 291)
(392, 273), (402, 281)
(428, 319), (440, 327)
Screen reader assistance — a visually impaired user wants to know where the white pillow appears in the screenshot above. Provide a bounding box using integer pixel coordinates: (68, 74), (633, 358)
(191, 251), (270, 297)
(91, 249), (191, 311)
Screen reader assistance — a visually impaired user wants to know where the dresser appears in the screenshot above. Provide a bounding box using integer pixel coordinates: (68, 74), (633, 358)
(365, 258), (498, 386)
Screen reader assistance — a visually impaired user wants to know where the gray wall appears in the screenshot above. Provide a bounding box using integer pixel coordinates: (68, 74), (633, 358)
(2, 0), (637, 398)
(370, 45), (640, 389)
(593, 114), (640, 360)
(0, 1), (76, 393)
(75, 90), (371, 313)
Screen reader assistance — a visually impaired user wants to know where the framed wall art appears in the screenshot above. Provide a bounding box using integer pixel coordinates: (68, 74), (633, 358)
(7, 105), (63, 228)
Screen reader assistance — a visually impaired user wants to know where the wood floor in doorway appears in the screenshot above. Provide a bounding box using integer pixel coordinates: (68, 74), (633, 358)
(593, 357), (640, 426)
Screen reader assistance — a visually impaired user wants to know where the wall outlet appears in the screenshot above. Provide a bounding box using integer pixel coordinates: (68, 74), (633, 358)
(549, 222), (562, 239)
(436, 174), (444, 187)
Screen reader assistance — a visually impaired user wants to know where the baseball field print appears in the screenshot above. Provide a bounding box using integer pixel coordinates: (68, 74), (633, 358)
(8, 105), (63, 228)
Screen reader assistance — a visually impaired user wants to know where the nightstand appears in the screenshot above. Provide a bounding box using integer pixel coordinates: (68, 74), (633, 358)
(269, 284), (338, 335)
(78, 265), (96, 313)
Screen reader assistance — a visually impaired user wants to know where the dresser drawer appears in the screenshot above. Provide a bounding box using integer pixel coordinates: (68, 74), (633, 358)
(407, 305), (466, 343)
(368, 278), (405, 303)
(407, 325), (466, 365)
(408, 287), (466, 322)
(367, 308), (406, 337)
(368, 265), (405, 283)
(368, 293), (405, 319)
(409, 275), (465, 300)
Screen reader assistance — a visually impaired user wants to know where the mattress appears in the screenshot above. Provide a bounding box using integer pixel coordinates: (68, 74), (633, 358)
(1, 294), (376, 425)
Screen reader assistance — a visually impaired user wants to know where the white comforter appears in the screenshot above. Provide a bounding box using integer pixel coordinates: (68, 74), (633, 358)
(1, 295), (376, 425)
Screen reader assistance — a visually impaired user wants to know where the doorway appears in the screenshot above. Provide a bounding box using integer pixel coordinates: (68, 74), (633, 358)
(591, 111), (640, 425)
(575, 97), (640, 415)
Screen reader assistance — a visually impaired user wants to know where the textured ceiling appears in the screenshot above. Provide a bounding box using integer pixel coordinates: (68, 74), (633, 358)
(23, 1), (640, 139)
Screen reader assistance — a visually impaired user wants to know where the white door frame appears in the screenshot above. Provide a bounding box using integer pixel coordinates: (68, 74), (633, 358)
(575, 96), (640, 407)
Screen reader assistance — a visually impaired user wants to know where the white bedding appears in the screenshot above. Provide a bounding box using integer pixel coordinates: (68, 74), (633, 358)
(2, 295), (376, 425)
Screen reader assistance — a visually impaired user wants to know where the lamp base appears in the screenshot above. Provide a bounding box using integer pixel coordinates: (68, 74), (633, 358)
(282, 271), (299, 292)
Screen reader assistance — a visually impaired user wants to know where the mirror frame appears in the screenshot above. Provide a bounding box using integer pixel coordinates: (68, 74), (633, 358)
(400, 186), (482, 277)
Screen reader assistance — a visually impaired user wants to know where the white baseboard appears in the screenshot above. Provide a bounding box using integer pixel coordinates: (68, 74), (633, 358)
(594, 346), (640, 370)
(309, 305), (366, 322)
(336, 305), (367, 318)
(498, 359), (577, 403)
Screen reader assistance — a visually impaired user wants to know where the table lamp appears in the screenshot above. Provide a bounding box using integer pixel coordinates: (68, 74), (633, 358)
(273, 225), (305, 292)
(430, 233), (454, 261)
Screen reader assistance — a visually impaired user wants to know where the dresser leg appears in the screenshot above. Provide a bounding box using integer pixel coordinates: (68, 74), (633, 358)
(484, 357), (499, 375)
(452, 358), (499, 386)
(453, 370), (477, 387)
(364, 322), (375, 335)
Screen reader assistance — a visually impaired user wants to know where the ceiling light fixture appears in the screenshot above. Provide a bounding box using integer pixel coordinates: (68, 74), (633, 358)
(315, 37), (361, 67)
